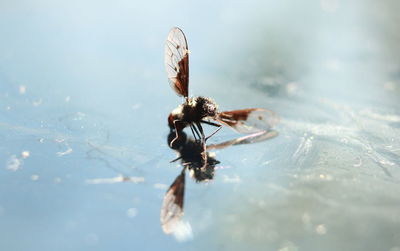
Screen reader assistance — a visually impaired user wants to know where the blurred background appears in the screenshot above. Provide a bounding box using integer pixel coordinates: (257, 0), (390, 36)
(1, 0), (399, 250)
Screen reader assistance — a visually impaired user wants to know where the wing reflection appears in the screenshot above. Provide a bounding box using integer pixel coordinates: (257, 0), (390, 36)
(160, 130), (278, 237)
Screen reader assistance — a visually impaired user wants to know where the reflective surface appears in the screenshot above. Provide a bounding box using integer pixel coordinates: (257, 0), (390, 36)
(1, 1), (400, 250)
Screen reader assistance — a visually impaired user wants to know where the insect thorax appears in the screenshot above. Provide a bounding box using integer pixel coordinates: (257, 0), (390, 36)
(168, 96), (218, 127)
(199, 96), (218, 118)
(188, 96), (218, 121)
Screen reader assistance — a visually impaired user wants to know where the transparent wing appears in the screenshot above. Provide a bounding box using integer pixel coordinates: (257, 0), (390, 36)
(160, 168), (186, 234)
(165, 27), (189, 98)
(207, 130), (278, 150)
(216, 108), (279, 134)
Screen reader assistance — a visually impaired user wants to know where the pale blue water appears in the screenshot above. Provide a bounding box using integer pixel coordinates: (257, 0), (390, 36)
(1, 1), (400, 250)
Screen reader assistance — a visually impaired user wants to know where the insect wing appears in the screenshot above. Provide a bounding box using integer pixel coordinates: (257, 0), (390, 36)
(207, 130), (278, 150)
(216, 108), (279, 134)
(165, 27), (189, 98)
(160, 168), (186, 234)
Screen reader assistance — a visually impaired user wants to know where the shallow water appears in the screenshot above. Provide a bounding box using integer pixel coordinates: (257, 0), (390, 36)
(1, 1), (400, 250)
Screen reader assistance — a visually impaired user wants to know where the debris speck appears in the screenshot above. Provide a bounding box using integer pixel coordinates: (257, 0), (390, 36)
(32, 99), (43, 107)
(31, 174), (39, 181)
(320, 0), (340, 13)
(325, 59), (342, 71)
(19, 85), (27, 94)
(21, 151), (30, 159)
(222, 174), (241, 183)
(278, 241), (298, 251)
(75, 112), (86, 120)
(384, 81), (396, 91)
(85, 176), (145, 184)
(353, 156), (362, 167)
(56, 147), (73, 156)
(126, 208), (138, 218)
(65, 96), (71, 102)
(316, 224), (327, 235)
(153, 183), (168, 190)
(302, 212), (311, 226)
(85, 233), (99, 246)
(6, 155), (23, 171)
(286, 82), (298, 95)
(131, 103), (142, 110)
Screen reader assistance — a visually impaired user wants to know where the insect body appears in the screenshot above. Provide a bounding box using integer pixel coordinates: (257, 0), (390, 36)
(167, 96), (218, 129)
(165, 27), (278, 147)
(167, 96), (221, 146)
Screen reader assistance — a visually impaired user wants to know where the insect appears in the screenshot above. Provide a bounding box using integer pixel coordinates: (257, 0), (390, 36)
(165, 27), (279, 148)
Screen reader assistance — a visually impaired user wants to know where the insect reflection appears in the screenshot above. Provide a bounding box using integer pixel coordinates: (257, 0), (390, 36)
(160, 130), (278, 235)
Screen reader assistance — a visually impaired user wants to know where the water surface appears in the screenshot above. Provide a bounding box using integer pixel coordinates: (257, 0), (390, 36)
(1, 1), (400, 250)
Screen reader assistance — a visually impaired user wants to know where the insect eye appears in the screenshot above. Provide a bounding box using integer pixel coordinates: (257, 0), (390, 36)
(206, 104), (216, 114)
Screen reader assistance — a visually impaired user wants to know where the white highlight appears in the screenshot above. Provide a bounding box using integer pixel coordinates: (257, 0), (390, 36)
(172, 220), (193, 242)
(6, 155), (23, 171)
(85, 176), (145, 184)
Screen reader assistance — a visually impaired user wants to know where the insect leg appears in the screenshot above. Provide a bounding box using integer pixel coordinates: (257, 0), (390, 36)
(189, 124), (197, 141)
(200, 120), (221, 127)
(170, 155), (183, 163)
(195, 122), (206, 142)
(190, 124), (201, 141)
(195, 122), (208, 164)
(170, 120), (185, 147)
(200, 120), (223, 141)
(205, 124), (222, 141)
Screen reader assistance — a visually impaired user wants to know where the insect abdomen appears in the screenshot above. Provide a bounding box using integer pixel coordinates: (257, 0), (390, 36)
(168, 105), (185, 129)
(168, 113), (176, 129)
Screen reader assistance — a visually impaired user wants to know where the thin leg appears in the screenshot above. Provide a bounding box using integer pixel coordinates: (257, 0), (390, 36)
(205, 125), (222, 141)
(170, 120), (185, 147)
(195, 122), (208, 163)
(189, 124), (197, 141)
(170, 155), (183, 163)
(190, 124), (201, 141)
(195, 122), (206, 142)
(200, 120), (223, 142)
(200, 120), (221, 127)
